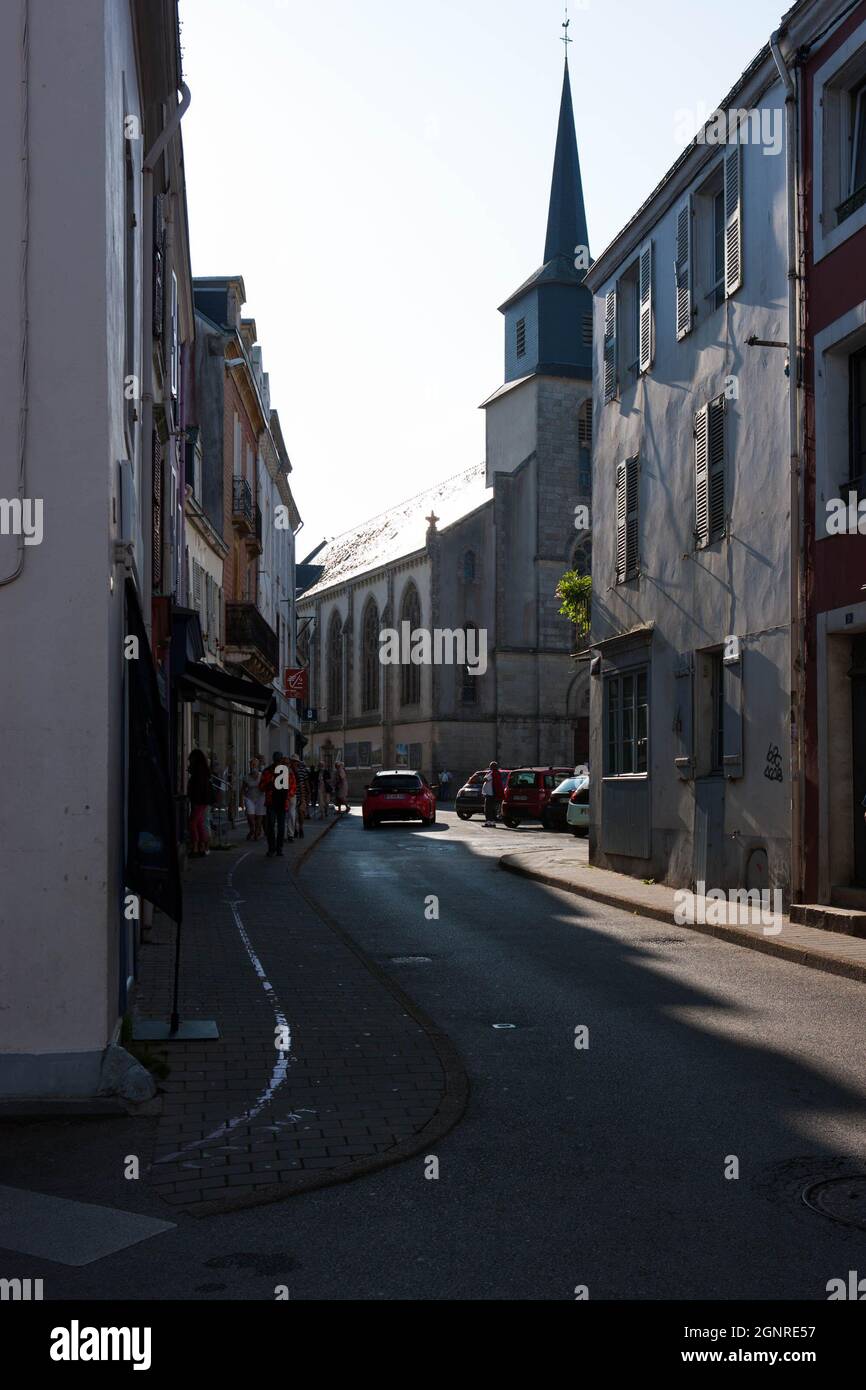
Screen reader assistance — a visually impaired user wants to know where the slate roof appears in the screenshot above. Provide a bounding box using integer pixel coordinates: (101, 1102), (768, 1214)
(300, 461), (491, 598)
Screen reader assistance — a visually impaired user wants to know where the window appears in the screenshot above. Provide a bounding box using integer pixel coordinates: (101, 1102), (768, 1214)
(712, 189), (726, 309)
(816, 33), (866, 254)
(578, 400), (592, 495)
(463, 549), (476, 581)
(615, 456), (639, 582)
(851, 347), (866, 484)
(460, 623), (479, 705)
(694, 396), (726, 546)
(395, 743), (409, 768)
(409, 742), (423, 770)
(170, 269), (179, 401)
(516, 318), (526, 358)
(572, 536), (592, 577)
(400, 583), (421, 706)
(603, 289), (617, 401)
(361, 599), (380, 712)
(327, 611), (343, 717)
(710, 653), (725, 773)
(358, 741), (372, 768)
(618, 259), (640, 381)
(344, 743), (358, 769)
(605, 669), (649, 775)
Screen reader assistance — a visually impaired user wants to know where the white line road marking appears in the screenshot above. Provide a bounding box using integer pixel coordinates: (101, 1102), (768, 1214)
(153, 850), (292, 1165)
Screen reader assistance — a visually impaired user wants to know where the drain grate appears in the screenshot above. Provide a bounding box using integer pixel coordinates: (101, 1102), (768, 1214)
(388, 955), (432, 965)
(802, 1176), (866, 1230)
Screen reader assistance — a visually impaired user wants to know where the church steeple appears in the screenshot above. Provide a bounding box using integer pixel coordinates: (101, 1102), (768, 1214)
(497, 56), (592, 384)
(544, 61), (589, 265)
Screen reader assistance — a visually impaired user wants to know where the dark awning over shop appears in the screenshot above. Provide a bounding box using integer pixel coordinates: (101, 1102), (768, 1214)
(171, 607), (276, 720)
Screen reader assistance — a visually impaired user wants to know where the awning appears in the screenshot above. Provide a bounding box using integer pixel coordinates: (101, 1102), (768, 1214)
(178, 660), (277, 720)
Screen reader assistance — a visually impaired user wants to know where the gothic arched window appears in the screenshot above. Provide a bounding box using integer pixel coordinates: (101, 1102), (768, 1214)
(400, 582), (421, 707)
(327, 611), (343, 718)
(463, 550), (476, 582)
(572, 536), (592, 577)
(361, 598), (380, 712)
(460, 621), (479, 706)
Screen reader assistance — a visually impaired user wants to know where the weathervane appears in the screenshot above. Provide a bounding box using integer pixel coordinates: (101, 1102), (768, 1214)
(561, 5), (572, 57)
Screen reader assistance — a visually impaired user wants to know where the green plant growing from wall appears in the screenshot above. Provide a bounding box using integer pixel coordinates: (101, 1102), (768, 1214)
(556, 571), (591, 638)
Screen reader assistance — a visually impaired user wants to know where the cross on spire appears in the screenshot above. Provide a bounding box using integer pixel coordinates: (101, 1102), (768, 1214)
(425, 510), (439, 530)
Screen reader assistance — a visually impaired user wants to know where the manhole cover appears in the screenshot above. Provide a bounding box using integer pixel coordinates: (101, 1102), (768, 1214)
(388, 955), (432, 964)
(802, 1176), (866, 1229)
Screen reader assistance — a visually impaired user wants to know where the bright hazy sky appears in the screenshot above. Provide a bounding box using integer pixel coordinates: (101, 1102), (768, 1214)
(180, 0), (789, 551)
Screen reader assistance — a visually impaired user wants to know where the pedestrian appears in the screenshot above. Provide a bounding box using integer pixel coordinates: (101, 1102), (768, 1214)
(241, 756), (265, 840)
(260, 752), (296, 857)
(291, 754), (309, 839)
(481, 760), (504, 827)
(187, 748), (215, 857)
(334, 760), (350, 814)
(438, 767), (452, 802)
(319, 765), (331, 817)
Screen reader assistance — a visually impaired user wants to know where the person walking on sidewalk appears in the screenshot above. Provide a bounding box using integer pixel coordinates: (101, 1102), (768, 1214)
(290, 754), (309, 839)
(318, 764), (331, 817)
(481, 760), (504, 827)
(334, 760), (350, 814)
(438, 767), (452, 802)
(187, 749), (215, 858)
(241, 755), (265, 841)
(261, 752), (296, 857)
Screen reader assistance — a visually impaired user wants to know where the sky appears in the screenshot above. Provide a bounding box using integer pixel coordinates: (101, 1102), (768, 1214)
(179, 0), (791, 552)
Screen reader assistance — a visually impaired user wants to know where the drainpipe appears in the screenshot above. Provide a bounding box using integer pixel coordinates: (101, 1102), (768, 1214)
(140, 82), (191, 634)
(770, 31), (805, 905)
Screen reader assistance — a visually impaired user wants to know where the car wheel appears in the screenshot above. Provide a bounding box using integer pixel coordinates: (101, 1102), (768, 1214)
(572, 825), (587, 837)
(423, 814), (436, 827)
(503, 815), (519, 829)
(541, 813), (554, 832)
(456, 809), (471, 820)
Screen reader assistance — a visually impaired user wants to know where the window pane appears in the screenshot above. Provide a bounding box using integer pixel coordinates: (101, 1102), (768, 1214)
(636, 671), (648, 774)
(607, 680), (619, 775)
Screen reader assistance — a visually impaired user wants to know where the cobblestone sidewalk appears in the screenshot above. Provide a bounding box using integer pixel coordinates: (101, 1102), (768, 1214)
(134, 813), (465, 1215)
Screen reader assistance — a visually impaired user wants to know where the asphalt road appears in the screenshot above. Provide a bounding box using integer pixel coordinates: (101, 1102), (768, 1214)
(4, 807), (866, 1301)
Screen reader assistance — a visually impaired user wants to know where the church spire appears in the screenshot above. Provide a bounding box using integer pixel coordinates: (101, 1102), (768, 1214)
(543, 59), (589, 265)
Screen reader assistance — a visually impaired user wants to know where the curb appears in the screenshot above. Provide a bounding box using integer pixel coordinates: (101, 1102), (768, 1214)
(499, 853), (866, 986)
(181, 813), (470, 1218)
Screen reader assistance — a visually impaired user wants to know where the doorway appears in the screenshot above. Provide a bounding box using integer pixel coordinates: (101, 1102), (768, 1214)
(850, 636), (866, 886)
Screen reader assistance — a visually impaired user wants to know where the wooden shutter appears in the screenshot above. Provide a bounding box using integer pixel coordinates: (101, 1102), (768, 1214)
(708, 396), (726, 538)
(675, 197), (693, 340)
(615, 461), (627, 581)
(151, 430), (163, 591)
(724, 145), (742, 297)
(638, 240), (653, 373)
(152, 195), (166, 338)
(674, 654), (694, 778)
(722, 648), (743, 778)
(694, 404), (709, 547)
(603, 290), (617, 402)
(193, 560), (202, 614)
(625, 456), (639, 575)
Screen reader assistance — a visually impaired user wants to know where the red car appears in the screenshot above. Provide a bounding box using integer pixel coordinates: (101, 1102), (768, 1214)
(501, 766), (575, 828)
(362, 770), (437, 830)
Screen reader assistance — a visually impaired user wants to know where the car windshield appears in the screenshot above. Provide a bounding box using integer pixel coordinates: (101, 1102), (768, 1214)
(370, 775), (422, 792)
(552, 778), (579, 795)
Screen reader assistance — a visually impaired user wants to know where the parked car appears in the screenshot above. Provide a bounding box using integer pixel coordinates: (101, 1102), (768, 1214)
(565, 773), (590, 836)
(455, 769), (512, 820)
(362, 770), (437, 830)
(542, 775), (584, 832)
(501, 766), (574, 828)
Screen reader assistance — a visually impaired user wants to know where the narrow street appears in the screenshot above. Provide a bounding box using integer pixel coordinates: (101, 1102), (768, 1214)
(5, 812), (865, 1303)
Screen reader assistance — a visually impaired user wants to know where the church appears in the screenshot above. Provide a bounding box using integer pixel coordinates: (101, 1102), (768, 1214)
(297, 60), (593, 794)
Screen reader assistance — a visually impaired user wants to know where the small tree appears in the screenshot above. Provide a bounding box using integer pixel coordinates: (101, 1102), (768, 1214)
(556, 571), (591, 638)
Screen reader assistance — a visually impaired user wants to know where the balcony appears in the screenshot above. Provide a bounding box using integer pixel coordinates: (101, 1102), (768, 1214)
(224, 601), (278, 682)
(247, 503), (263, 555)
(232, 477), (254, 536)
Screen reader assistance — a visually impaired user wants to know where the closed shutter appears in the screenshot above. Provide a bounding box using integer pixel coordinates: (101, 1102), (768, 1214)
(153, 194), (166, 338)
(603, 289), (617, 402)
(694, 404), (709, 547)
(151, 430), (163, 591)
(724, 145), (743, 297)
(638, 240), (653, 373)
(722, 649), (743, 779)
(674, 654), (694, 778)
(675, 197), (693, 340)
(193, 560), (202, 616)
(625, 456), (639, 576)
(708, 396), (726, 538)
(615, 461), (627, 581)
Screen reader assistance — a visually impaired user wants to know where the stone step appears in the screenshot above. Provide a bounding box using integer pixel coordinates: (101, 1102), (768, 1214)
(830, 885), (866, 911)
(790, 903), (866, 938)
